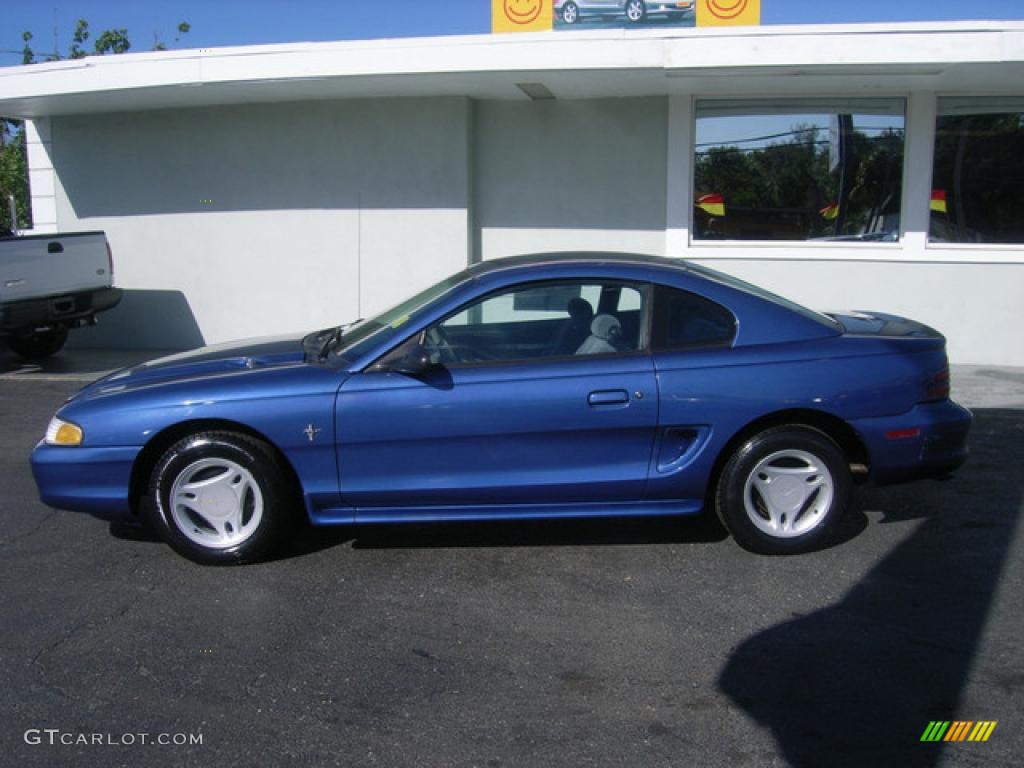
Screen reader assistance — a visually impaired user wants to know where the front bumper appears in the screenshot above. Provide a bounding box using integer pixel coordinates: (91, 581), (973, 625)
(30, 442), (141, 520)
(852, 399), (972, 486)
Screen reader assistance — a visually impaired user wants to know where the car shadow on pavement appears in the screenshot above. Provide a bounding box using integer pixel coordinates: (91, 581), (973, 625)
(717, 408), (1023, 766)
(347, 513), (730, 550)
(107, 519), (361, 562)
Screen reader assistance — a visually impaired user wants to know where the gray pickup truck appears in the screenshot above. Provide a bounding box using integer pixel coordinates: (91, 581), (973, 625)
(1, 210), (122, 359)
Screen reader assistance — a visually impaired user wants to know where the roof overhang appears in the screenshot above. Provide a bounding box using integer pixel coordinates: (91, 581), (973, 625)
(1, 21), (1023, 119)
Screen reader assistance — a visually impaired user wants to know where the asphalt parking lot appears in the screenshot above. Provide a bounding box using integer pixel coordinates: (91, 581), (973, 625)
(1, 348), (1022, 767)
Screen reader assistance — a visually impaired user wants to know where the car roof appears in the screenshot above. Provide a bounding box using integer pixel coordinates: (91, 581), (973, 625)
(466, 251), (690, 278)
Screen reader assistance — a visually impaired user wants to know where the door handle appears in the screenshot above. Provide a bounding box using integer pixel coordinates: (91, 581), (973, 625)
(588, 389), (629, 406)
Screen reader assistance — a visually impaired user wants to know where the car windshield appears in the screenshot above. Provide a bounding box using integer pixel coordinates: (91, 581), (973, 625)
(325, 269), (472, 363)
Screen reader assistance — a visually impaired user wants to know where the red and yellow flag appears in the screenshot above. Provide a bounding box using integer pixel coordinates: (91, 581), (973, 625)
(930, 189), (948, 214)
(696, 193), (726, 217)
(819, 202), (840, 220)
(697, 0), (761, 27)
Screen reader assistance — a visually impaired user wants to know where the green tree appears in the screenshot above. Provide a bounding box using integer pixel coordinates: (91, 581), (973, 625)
(69, 19), (90, 59)
(0, 122), (31, 231)
(21, 31), (34, 65)
(92, 28), (130, 55)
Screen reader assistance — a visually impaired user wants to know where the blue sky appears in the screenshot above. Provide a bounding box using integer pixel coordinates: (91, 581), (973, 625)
(3, 0), (1023, 64)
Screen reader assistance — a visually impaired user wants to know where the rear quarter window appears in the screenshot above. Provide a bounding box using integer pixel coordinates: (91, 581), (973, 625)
(652, 285), (736, 351)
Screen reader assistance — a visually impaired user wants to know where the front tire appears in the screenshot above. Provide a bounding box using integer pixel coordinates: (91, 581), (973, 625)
(715, 426), (851, 555)
(8, 327), (68, 359)
(624, 0), (646, 23)
(148, 431), (296, 564)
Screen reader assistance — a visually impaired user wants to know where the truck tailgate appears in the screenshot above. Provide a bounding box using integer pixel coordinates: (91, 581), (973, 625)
(0, 231), (111, 303)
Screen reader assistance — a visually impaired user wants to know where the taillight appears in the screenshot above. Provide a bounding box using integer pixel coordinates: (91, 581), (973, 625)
(923, 365), (950, 402)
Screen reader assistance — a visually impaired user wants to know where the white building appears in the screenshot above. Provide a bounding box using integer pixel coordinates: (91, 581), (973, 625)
(1, 21), (1022, 364)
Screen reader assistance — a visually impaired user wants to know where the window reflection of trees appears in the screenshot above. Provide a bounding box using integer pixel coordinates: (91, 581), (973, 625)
(694, 112), (904, 242)
(930, 113), (1024, 244)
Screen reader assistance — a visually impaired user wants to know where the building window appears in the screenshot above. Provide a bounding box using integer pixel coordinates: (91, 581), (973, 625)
(930, 98), (1024, 245)
(693, 99), (905, 242)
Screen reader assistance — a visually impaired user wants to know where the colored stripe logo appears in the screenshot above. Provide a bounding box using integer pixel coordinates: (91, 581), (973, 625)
(921, 721), (997, 742)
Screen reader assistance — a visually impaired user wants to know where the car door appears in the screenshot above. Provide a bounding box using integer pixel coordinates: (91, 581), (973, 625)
(646, 283), (740, 503)
(335, 279), (658, 517)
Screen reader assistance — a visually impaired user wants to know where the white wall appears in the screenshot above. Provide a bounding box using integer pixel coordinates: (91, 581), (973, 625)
(475, 98), (669, 260)
(51, 98), (472, 347)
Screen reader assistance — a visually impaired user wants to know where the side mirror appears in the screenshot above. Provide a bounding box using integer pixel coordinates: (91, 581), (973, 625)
(396, 344), (434, 375)
(379, 343), (433, 376)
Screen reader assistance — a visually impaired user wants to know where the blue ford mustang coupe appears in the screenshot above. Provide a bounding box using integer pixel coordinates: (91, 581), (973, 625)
(31, 253), (971, 564)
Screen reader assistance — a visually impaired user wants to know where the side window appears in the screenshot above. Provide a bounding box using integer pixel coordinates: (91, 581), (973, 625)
(377, 280), (647, 369)
(651, 285), (735, 352)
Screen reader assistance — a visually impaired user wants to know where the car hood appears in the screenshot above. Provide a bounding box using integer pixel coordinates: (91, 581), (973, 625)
(80, 335), (309, 397)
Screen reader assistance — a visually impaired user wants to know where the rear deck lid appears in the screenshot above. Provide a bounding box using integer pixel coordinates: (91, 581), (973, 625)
(824, 310), (943, 339)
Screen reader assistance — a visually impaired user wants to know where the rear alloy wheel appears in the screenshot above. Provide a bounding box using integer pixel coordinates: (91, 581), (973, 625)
(625, 0), (646, 23)
(561, 1), (580, 24)
(716, 426), (851, 554)
(8, 327), (68, 360)
(148, 431), (296, 564)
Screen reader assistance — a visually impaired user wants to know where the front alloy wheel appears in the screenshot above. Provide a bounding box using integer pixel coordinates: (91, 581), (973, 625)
(716, 426), (851, 554)
(561, 2), (580, 24)
(625, 0), (646, 23)
(148, 431), (296, 564)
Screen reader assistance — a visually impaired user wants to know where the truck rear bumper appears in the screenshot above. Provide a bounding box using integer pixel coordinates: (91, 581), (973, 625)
(0, 287), (122, 333)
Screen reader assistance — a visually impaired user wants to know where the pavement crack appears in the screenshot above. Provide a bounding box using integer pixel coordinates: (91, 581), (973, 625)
(2, 509), (60, 545)
(29, 617), (92, 668)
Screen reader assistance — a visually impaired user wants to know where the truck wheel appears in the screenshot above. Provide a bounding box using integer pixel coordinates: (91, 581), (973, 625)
(7, 328), (69, 360)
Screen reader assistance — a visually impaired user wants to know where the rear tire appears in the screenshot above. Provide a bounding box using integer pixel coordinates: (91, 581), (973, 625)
(716, 426), (851, 555)
(8, 327), (68, 359)
(147, 431), (297, 565)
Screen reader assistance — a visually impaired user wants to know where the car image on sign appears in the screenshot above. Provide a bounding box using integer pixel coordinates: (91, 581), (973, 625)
(554, 0), (695, 25)
(31, 252), (971, 564)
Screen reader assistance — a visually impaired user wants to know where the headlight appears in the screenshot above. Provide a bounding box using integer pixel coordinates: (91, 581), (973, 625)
(45, 416), (84, 446)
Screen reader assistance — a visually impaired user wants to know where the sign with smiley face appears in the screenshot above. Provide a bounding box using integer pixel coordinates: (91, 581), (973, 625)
(492, 0), (553, 33)
(696, 0), (761, 26)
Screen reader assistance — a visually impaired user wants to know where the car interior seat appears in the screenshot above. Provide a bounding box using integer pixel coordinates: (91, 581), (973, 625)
(550, 297), (594, 355)
(576, 314), (622, 355)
